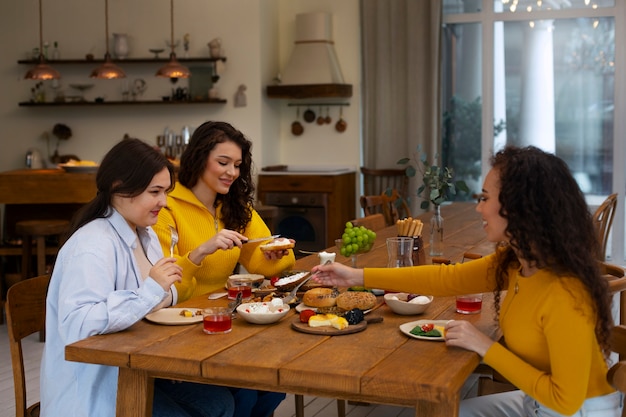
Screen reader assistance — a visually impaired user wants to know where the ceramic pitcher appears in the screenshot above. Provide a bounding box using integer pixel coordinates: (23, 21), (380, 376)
(113, 33), (129, 59)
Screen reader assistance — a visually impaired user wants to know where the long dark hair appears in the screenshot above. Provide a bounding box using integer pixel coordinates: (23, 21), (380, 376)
(490, 145), (612, 355)
(178, 121), (254, 232)
(62, 137), (174, 244)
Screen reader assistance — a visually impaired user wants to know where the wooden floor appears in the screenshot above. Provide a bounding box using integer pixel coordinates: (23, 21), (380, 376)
(0, 318), (479, 417)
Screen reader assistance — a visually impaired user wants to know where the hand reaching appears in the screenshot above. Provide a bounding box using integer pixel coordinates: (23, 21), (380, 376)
(310, 262), (364, 287)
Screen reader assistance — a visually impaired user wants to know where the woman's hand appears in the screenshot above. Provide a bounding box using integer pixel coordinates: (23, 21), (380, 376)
(189, 229), (248, 264)
(443, 320), (495, 356)
(310, 262), (365, 287)
(150, 258), (183, 291)
(262, 239), (295, 260)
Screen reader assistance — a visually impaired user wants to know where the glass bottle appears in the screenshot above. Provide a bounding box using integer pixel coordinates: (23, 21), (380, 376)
(52, 41), (60, 60)
(429, 204), (444, 256)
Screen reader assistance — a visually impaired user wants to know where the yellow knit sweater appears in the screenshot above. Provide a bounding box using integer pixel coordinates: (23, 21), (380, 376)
(154, 183), (295, 302)
(365, 254), (615, 415)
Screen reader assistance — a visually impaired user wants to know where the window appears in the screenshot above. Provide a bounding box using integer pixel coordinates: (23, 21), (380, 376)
(442, 0), (625, 262)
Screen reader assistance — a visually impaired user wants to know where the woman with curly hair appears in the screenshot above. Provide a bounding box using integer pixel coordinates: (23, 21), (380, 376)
(154, 121), (293, 417)
(311, 145), (621, 417)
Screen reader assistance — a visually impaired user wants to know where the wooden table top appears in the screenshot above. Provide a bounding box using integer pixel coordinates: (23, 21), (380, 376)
(0, 169), (97, 204)
(65, 202), (497, 417)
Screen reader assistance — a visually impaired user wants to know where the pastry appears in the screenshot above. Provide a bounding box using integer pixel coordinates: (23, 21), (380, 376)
(302, 287), (337, 308)
(335, 291), (377, 311)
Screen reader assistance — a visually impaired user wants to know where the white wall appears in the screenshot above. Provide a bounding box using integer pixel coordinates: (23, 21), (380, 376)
(0, 0), (361, 183)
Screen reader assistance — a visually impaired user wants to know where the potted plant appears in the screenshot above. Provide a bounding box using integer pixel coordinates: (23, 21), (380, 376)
(397, 145), (469, 255)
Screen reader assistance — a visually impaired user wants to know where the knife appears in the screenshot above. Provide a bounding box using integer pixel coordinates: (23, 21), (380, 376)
(242, 234), (281, 244)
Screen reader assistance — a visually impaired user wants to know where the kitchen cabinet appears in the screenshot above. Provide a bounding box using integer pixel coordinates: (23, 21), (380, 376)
(17, 57), (227, 107)
(257, 171), (356, 249)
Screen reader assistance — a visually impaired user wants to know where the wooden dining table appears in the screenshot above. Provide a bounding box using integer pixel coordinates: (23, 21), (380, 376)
(65, 202), (499, 417)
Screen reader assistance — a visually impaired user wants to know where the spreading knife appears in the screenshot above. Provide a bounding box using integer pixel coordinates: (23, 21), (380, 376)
(242, 234), (281, 244)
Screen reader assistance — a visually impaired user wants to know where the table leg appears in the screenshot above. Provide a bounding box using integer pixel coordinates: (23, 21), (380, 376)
(117, 367), (154, 417)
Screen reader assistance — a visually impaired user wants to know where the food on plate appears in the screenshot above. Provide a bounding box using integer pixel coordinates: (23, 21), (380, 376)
(409, 323), (446, 338)
(299, 309), (316, 323)
(308, 313), (349, 330)
(240, 298), (287, 314)
(392, 293), (432, 305)
(179, 309), (202, 317)
(336, 291), (377, 311)
(259, 238), (295, 252)
(302, 287), (337, 308)
(64, 159), (98, 166)
(343, 308), (365, 325)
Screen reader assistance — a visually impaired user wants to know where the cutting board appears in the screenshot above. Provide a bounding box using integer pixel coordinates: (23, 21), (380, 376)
(290, 317), (367, 335)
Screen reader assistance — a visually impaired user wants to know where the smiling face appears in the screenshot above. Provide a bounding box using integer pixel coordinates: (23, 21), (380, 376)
(112, 167), (171, 229)
(199, 140), (242, 195)
(476, 168), (508, 243)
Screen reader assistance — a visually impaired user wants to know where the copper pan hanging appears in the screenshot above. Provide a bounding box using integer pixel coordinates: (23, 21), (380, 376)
(292, 107), (304, 136)
(335, 106), (347, 132)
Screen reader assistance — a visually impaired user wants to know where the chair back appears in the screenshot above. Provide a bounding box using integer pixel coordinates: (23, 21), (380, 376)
(592, 193), (618, 260)
(608, 325), (626, 417)
(6, 274), (49, 417)
(350, 214), (386, 232)
(360, 190), (412, 226)
(601, 262), (626, 327)
(360, 167), (408, 199)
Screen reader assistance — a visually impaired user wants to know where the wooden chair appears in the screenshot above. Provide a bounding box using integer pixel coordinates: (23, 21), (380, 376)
(592, 193), (618, 260)
(350, 213), (386, 231)
(601, 262), (626, 327)
(6, 274), (50, 417)
(360, 166), (409, 199)
(360, 190), (412, 226)
(608, 325), (626, 417)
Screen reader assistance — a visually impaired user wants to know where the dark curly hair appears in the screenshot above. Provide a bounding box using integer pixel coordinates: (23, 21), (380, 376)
(490, 145), (612, 356)
(177, 121), (254, 232)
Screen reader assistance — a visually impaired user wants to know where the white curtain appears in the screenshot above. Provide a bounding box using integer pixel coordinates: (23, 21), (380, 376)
(360, 0), (443, 209)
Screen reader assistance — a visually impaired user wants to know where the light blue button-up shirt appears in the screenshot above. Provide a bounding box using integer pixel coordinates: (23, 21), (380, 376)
(40, 209), (176, 417)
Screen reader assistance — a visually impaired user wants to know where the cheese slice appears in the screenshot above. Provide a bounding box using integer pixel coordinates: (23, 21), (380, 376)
(308, 314), (348, 330)
(434, 325), (446, 337)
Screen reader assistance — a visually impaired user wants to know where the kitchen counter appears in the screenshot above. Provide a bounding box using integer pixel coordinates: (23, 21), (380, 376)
(0, 169), (97, 204)
(259, 165), (355, 176)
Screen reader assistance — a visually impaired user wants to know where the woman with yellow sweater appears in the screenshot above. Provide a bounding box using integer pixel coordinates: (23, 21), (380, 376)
(312, 146), (621, 417)
(154, 120), (294, 417)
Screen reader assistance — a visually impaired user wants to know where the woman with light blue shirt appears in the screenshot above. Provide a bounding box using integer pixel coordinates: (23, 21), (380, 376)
(40, 138), (235, 417)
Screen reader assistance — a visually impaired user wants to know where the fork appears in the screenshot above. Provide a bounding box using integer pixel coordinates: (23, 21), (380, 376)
(281, 260), (331, 305)
(168, 225), (178, 257)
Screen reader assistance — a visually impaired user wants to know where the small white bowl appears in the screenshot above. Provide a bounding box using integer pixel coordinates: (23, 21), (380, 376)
(384, 293), (433, 315)
(236, 301), (291, 324)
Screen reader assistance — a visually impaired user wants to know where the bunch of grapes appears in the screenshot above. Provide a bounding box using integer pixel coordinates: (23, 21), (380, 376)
(339, 222), (377, 257)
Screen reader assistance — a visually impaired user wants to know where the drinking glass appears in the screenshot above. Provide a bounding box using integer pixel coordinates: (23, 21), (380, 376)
(203, 307), (232, 334)
(455, 294), (483, 314)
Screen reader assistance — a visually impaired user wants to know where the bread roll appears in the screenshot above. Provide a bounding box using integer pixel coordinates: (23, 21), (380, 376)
(302, 288), (337, 308)
(259, 238), (295, 252)
(335, 291), (377, 311)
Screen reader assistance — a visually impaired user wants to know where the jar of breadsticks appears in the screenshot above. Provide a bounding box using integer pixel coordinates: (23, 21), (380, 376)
(396, 218), (426, 266)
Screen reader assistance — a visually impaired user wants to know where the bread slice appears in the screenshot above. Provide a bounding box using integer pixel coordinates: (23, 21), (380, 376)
(259, 238), (295, 252)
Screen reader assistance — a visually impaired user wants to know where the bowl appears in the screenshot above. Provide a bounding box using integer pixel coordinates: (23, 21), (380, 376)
(236, 300), (290, 324)
(384, 293), (433, 315)
(228, 273), (265, 289)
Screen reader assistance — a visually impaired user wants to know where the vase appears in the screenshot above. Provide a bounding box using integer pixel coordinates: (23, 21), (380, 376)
(429, 204), (444, 256)
(113, 33), (130, 59)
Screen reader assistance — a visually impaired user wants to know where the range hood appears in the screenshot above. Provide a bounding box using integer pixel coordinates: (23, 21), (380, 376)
(267, 12), (352, 99)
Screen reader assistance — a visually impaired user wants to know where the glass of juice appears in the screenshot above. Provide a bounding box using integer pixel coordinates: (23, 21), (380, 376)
(203, 307), (232, 334)
(455, 294), (483, 314)
(227, 279), (252, 300)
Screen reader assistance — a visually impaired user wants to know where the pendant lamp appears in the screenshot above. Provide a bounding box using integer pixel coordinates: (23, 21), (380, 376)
(25, 0), (61, 80)
(90, 0), (126, 79)
(156, 0), (190, 79)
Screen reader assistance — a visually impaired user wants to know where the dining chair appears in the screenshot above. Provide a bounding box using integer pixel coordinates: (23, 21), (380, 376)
(360, 166), (409, 200)
(592, 193), (618, 260)
(360, 190), (411, 226)
(608, 325), (626, 417)
(601, 262), (626, 328)
(6, 274), (50, 417)
(350, 213), (386, 231)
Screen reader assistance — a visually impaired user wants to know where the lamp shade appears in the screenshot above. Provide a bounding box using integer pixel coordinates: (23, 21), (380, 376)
(25, 55), (61, 80)
(90, 53), (126, 79)
(156, 53), (191, 78)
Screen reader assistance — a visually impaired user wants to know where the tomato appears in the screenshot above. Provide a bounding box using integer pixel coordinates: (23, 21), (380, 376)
(299, 310), (316, 323)
(420, 323), (434, 332)
(270, 276), (280, 286)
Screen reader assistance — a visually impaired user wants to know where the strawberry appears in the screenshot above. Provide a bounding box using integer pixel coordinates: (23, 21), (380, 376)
(299, 310), (316, 323)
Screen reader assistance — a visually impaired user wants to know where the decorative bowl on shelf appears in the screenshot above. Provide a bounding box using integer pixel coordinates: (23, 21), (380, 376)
(149, 48), (165, 58)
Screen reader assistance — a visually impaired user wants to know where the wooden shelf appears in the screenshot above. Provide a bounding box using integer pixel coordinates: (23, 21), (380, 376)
(18, 57), (226, 64)
(19, 99), (227, 107)
(266, 84), (353, 99)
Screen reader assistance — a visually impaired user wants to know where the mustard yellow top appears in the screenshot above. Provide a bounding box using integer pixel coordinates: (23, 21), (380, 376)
(365, 254), (614, 415)
(154, 183), (295, 302)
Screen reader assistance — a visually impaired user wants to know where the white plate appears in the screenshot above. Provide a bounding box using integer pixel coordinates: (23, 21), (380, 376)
(295, 303), (375, 315)
(58, 163), (99, 173)
(145, 308), (203, 325)
(399, 319), (450, 341)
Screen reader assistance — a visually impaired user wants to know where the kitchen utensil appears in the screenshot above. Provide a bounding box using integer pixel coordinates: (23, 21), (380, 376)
(242, 234), (280, 244)
(228, 292), (243, 315)
(316, 107), (325, 125)
(292, 107), (304, 136)
(335, 106), (347, 132)
(169, 225), (178, 257)
(281, 261), (330, 304)
(303, 107), (316, 123)
(324, 107), (332, 124)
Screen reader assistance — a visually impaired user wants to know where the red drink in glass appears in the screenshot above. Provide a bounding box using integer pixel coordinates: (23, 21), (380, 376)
(202, 307), (232, 334)
(455, 295), (482, 314)
(228, 285), (252, 300)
